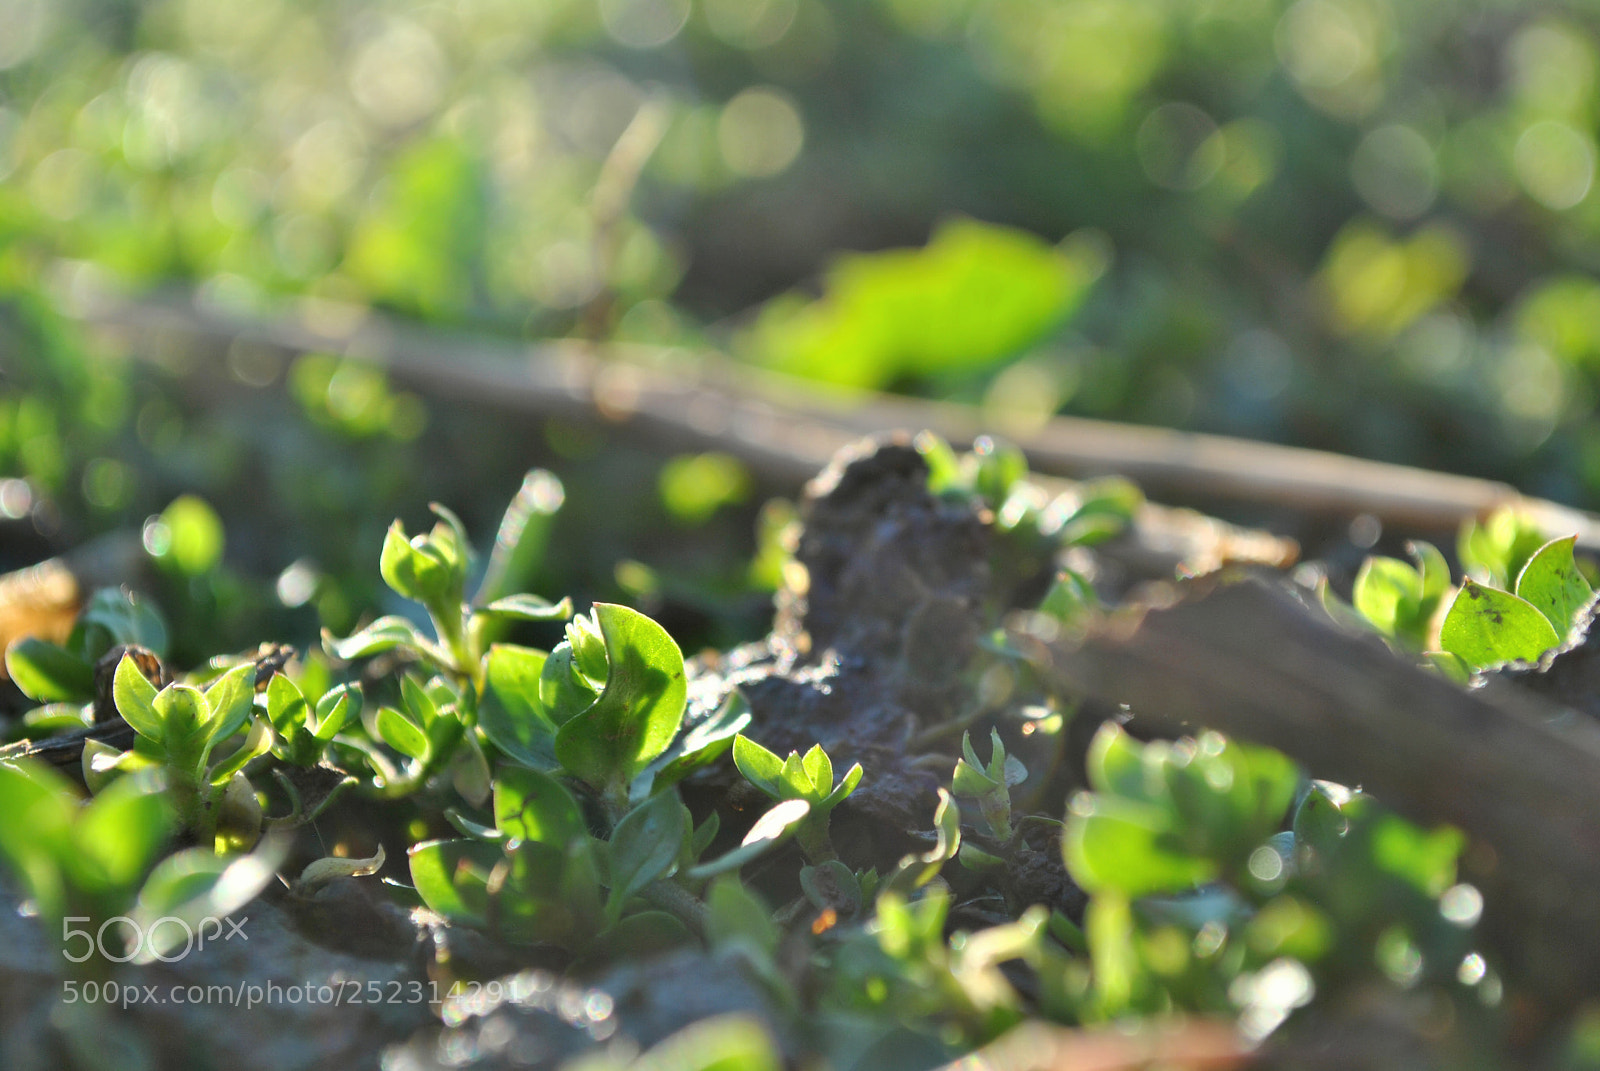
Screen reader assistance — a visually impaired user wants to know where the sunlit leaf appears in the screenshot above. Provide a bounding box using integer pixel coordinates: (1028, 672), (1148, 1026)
(1439, 579), (1560, 670)
(5, 640), (92, 703)
(493, 766), (586, 848)
(1514, 535), (1593, 638)
(554, 604), (687, 796)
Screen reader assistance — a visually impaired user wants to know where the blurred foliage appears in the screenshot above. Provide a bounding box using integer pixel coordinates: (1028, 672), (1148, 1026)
(9, 0), (1600, 656)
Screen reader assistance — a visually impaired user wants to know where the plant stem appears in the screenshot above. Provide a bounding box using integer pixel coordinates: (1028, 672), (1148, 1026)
(640, 879), (707, 936)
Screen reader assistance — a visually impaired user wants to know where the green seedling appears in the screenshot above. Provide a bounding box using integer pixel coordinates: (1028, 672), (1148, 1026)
(478, 603), (691, 812)
(917, 432), (1139, 549)
(1351, 540), (1452, 650)
(950, 729), (1026, 841)
(1057, 720), (1478, 1021)
(1035, 569), (1099, 631)
(357, 672), (469, 796)
(1066, 722), (1298, 900)
(733, 736), (862, 863)
(110, 653), (272, 849)
(884, 789), (962, 896)
(827, 884), (1050, 1047)
(327, 479), (573, 691)
(265, 676), (361, 767)
(411, 766), (700, 950)
(1459, 507), (1550, 590)
(1438, 534), (1593, 671)
(0, 758), (276, 969)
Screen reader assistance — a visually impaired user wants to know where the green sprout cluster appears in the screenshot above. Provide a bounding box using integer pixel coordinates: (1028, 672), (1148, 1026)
(0, 446), (1550, 1069)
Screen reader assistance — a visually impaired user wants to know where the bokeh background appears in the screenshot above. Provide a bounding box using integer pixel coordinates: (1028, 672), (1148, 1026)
(6, 0), (1600, 660)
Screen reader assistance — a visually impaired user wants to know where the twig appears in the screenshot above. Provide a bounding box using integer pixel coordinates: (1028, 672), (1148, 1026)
(1027, 578), (1600, 1009)
(65, 287), (1600, 548)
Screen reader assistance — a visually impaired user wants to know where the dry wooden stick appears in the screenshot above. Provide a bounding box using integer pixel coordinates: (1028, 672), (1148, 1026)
(1029, 579), (1600, 1007)
(70, 289), (1300, 577)
(68, 289), (1600, 549)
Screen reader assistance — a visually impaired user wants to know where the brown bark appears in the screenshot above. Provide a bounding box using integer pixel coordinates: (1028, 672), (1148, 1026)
(1028, 578), (1600, 1007)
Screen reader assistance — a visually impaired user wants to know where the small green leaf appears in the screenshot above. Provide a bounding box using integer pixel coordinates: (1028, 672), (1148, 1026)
(82, 738), (133, 793)
(554, 604), (687, 795)
(958, 843), (1006, 871)
(113, 652), (163, 742)
(152, 684), (208, 771)
(475, 469), (564, 607)
(917, 432), (965, 493)
(1293, 781), (1356, 861)
(266, 674), (308, 739)
(800, 859), (862, 915)
(1085, 722), (1158, 804)
(1352, 556), (1422, 638)
(132, 844), (281, 962)
(492, 839), (593, 944)
(1410, 540), (1451, 602)
(203, 662), (257, 745)
(5, 640), (93, 703)
(1086, 893), (1137, 1016)
(400, 674), (440, 728)
(953, 739), (1001, 797)
(312, 683), (361, 740)
(538, 644), (599, 726)
(444, 807), (505, 842)
(478, 594), (574, 622)
(691, 812), (721, 860)
(1037, 569), (1099, 627)
(566, 613), (611, 685)
(1064, 793), (1216, 898)
(407, 838), (498, 924)
(778, 751), (812, 800)
(800, 744), (833, 798)
(688, 799), (810, 879)
(1424, 650), (1472, 683)
(972, 438), (1029, 505)
(625, 1015), (781, 1071)
(606, 790), (688, 920)
(1440, 579), (1561, 670)
(732, 734), (785, 799)
(325, 616), (429, 660)
(587, 910), (694, 963)
(72, 588), (168, 662)
(73, 769), (173, 891)
(633, 691), (752, 799)
(376, 705), (431, 761)
(886, 790), (962, 893)
(820, 762), (863, 810)
(1460, 508), (1548, 589)
(1047, 477), (1143, 546)
(207, 716), (274, 786)
(0, 759), (76, 901)
(380, 521), (449, 604)
(1514, 535), (1593, 638)
(961, 731), (985, 772)
(494, 767), (586, 847)
(479, 645), (558, 769)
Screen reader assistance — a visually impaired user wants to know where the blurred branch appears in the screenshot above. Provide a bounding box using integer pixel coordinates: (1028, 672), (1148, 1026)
(936, 1019), (1246, 1071)
(582, 97), (671, 341)
(65, 287), (1600, 551)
